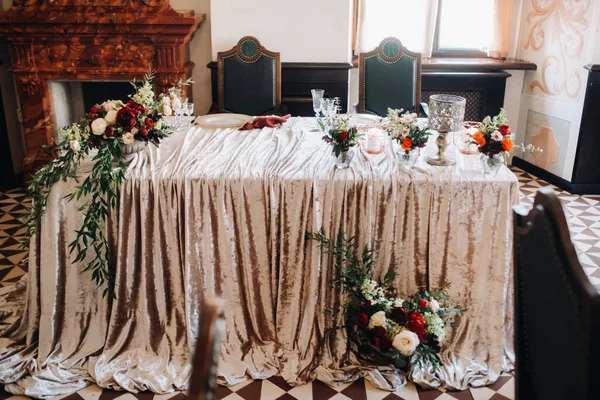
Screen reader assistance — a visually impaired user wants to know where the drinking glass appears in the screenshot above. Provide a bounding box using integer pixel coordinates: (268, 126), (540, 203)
(185, 103), (195, 128)
(311, 89), (325, 118)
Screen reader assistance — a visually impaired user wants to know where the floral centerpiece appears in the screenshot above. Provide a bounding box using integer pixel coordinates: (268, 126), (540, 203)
(306, 230), (465, 370)
(160, 77), (194, 117)
(470, 109), (541, 174)
(23, 71), (179, 297)
(319, 115), (361, 169)
(384, 108), (431, 169)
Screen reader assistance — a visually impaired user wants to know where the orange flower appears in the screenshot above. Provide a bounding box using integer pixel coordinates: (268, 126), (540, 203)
(401, 138), (413, 151)
(502, 137), (513, 152)
(472, 131), (486, 146)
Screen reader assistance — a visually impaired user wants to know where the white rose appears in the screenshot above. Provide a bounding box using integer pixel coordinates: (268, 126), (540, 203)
(104, 110), (117, 124)
(69, 140), (80, 152)
(91, 118), (107, 136)
(430, 299), (440, 312)
(409, 112), (418, 120)
(162, 96), (171, 106)
(368, 311), (386, 329)
(172, 97), (182, 111)
(121, 132), (135, 144)
(163, 105), (173, 116)
(392, 330), (420, 356)
(103, 101), (115, 111)
(491, 130), (503, 141)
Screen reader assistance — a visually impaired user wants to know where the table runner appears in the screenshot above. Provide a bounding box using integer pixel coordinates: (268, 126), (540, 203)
(0, 118), (519, 398)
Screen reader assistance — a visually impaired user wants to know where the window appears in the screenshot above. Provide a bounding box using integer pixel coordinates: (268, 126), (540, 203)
(432, 0), (493, 57)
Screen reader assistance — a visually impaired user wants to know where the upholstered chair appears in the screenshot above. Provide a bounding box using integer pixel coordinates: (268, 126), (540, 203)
(217, 36), (281, 116)
(357, 37), (422, 117)
(513, 188), (600, 400)
(188, 297), (226, 400)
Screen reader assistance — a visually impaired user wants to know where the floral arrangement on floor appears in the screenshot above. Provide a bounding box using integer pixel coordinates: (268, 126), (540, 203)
(384, 108), (431, 153)
(319, 115), (361, 156)
(306, 229), (465, 370)
(22, 71), (178, 297)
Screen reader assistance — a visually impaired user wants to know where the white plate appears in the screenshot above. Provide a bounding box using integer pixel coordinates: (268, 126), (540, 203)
(194, 113), (254, 129)
(347, 114), (382, 127)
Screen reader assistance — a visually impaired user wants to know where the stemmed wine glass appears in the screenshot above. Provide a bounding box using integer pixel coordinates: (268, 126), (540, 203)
(311, 89), (324, 118)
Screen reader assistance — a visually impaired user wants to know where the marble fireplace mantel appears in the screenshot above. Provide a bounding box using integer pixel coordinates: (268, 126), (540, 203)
(0, 0), (204, 172)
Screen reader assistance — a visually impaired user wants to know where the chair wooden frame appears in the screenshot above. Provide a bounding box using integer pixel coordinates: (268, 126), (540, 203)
(357, 37), (422, 115)
(217, 36), (281, 115)
(188, 298), (226, 400)
(513, 188), (600, 399)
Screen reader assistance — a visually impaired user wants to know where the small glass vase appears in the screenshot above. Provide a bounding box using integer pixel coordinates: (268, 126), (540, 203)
(480, 153), (505, 175)
(397, 148), (420, 170)
(333, 148), (355, 169)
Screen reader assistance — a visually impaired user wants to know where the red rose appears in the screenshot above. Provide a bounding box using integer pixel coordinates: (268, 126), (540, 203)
(379, 337), (392, 352)
(417, 330), (427, 341)
(91, 105), (98, 114)
(391, 307), (407, 324)
(105, 126), (115, 137)
(145, 117), (154, 129)
(126, 100), (146, 116)
(418, 299), (429, 309)
(498, 124), (511, 136)
(372, 326), (386, 338)
(140, 127), (148, 137)
(116, 107), (138, 131)
(354, 312), (369, 328)
(339, 131), (349, 142)
(373, 337), (380, 347)
(87, 112), (94, 119)
(408, 312), (425, 332)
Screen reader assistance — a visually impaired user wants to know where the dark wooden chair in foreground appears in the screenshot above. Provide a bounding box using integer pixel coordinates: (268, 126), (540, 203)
(188, 297), (226, 400)
(513, 188), (600, 400)
(217, 36), (281, 116)
(357, 37), (422, 117)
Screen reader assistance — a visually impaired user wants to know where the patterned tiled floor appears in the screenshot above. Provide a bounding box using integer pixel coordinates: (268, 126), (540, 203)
(1, 166), (599, 399)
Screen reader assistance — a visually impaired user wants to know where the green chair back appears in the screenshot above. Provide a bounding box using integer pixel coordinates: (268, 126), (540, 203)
(217, 36), (281, 115)
(357, 37), (421, 117)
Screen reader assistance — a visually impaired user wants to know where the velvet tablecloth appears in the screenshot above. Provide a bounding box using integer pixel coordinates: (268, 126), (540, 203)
(0, 118), (519, 398)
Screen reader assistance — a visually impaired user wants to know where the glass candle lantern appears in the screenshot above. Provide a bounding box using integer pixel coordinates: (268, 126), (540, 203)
(427, 94), (466, 166)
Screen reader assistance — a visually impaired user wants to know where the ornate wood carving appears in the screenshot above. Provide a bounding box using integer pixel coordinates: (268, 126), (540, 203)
(0, 0), (204, 172)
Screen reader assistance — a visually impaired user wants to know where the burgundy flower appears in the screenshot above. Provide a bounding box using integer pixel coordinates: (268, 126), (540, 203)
(408, 312), (425, 333)
(418, 141), (427, 148)
(417, 330), (427, 341)
(91, 105), (99, 114)
(339, 131), (349, 142)
(116, 107), (138, 131)
(372, 326), (386, 338)
(105, 126), (115, 137)
(418, 299), (429, 309)
(391, 307), (408, 325)
(373, 337), (380, 347)
(498, 124), (511, 136)
(354, 312), (369, 328)
(145, 117), (154, 129)
(126, 100), (146, 116)
(365, 300), (372, 307)
(87, 112), (94, 119)
(379, 337), (392, 352)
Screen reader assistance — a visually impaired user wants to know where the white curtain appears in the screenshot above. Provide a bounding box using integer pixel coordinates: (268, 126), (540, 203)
(356, 0), (439, 57)
(355, 0), (512, 58)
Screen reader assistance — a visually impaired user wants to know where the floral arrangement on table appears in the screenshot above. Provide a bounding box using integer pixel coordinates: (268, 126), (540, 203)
(319, 115), (361, 157)
(384, 108), (431, 153)
(306, 229), (465, 370)
(469, 109), (542, 173)
(22, 71), (180, 297)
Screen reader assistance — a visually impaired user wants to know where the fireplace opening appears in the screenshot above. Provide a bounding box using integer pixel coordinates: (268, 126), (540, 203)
(49, 80), (134, 138)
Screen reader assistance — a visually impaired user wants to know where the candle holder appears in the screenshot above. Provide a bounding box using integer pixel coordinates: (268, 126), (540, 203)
(427, 94), (466, 166)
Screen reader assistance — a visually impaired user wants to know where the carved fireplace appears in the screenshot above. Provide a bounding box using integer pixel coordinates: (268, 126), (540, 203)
(0, 0), (204, 172)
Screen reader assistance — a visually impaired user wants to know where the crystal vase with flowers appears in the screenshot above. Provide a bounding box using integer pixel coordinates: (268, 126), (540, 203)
(23, 71), (185, 298)
(469, 109), (514, 175)
(306, 229), (465, 371)
(384, 108), (431, 170)
(319, 115), (361, 169)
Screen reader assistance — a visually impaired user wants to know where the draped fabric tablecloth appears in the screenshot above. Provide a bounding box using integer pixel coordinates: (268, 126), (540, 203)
(0, 118), (519, 398)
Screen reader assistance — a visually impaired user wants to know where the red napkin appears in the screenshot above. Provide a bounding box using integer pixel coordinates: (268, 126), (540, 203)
(239, 114), (291, 130)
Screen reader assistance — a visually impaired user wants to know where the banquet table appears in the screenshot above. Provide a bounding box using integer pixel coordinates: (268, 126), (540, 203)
(0, 117), (519, 398)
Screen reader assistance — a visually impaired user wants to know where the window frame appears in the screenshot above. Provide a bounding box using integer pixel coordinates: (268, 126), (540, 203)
(431, 0), (488, 58)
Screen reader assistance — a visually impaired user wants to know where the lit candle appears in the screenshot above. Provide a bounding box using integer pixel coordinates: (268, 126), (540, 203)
(366, 129), (383, 153)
